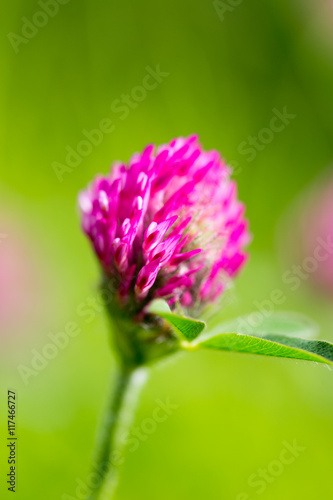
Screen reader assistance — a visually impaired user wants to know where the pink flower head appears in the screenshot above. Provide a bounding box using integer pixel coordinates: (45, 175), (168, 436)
(79, 136), (250, 313)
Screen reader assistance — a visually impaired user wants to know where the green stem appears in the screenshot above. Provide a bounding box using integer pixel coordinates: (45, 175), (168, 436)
(86, 364), (148, 500)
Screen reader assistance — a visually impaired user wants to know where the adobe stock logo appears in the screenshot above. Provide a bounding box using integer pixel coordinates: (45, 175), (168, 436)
(62, 397), (180, 500)
(226, 107), (296, 177)
(7, 0), (71, 54)
(52, 65), (169, 182)
(237, 107), (296, 163)
(236, 440), (306, 499)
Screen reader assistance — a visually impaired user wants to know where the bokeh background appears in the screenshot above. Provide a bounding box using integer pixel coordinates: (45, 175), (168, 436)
(1, 0), (333, 498)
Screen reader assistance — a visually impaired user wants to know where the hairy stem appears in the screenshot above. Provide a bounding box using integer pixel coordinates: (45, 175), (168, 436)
(86, 364), (148, 500)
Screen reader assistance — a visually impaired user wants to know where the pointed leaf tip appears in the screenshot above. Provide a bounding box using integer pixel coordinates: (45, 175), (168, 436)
(147, 299), (206, 341)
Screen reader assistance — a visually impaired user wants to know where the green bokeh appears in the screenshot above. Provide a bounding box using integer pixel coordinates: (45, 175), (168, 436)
(1, 0), (333, 499)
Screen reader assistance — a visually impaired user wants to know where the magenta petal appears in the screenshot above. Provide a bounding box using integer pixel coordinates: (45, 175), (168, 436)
(170, 248), (202, 266)
(135, 260), (161, 299)
(143, 215), (178, 253)
(149, 235), (182, 267)
(112, 239), (129, 272)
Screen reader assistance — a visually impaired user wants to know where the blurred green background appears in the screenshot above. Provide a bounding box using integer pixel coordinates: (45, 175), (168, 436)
(1, 0), (333, 499)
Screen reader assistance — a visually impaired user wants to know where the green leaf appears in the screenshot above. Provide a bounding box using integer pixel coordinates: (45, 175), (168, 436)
(186, 331), (333, 365)
(207, 312), (318, 339)
(148, 299), (206, 341)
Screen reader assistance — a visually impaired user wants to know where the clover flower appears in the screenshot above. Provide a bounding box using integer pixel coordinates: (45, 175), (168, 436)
(78, 139), (333, 500)
(79, 135), (250, 314)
